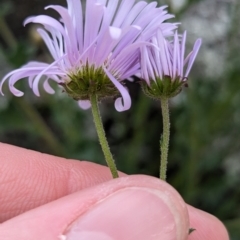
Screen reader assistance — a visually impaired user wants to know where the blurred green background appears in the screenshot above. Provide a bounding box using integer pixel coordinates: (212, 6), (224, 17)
(0, 0), (239, 238)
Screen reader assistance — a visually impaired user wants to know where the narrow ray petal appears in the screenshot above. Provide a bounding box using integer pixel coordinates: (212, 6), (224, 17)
(104, 67), (131, 112)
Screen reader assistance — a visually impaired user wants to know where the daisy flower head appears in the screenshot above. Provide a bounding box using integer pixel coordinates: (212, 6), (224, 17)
(141, 30), (202, 99)
(0, 0), (178, 111)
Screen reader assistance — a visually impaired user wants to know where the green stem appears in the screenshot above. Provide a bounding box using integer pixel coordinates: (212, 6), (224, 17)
(90, 94), (119, 178)
(160, 97), (170, 181)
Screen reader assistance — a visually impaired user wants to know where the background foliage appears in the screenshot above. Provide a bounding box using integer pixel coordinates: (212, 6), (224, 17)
(0, 0), (239, 239)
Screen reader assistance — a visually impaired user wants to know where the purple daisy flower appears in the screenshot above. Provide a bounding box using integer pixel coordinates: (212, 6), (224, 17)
(0, 0), (177, 111)
(141, 30), (202, 98)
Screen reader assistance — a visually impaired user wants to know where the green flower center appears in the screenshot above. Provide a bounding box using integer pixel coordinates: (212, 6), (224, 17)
(61, 63), (119, 101)
(141, 76), (186, 99)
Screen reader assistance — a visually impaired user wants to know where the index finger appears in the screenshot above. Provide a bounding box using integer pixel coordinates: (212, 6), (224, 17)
(0, 143), (120, 222)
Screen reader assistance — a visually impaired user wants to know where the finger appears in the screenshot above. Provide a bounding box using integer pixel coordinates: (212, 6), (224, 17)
(0, 175), (189, 240)
(0, 143), (230, 240)
(0, 143), (124, 222)
(187, 205), (229, 240)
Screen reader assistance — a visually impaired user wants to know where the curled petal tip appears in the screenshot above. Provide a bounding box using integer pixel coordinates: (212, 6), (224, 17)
(10, 88), (24, 97)
(43, 80), (55, 94)
(15, 92), (24, 97)
(78, 100), (91, 110)
(32, 81), (41, 97)
(23, 16), (35, 26)
(0, 84), (4, 96)
(114, 97), (131, 112)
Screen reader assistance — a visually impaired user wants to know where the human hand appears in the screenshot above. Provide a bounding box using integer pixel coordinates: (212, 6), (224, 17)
(0, 143), (229, 240)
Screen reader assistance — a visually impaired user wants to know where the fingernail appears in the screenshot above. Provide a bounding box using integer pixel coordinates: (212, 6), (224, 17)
(63, 187), (188, 240)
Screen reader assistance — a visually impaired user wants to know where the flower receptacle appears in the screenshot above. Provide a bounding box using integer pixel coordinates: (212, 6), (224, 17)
(61, 65), (120, 101)
(141, 75), (187, 99)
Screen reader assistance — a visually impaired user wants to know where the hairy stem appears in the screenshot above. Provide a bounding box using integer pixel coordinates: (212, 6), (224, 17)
(90, 95), (119, 178)
(160, 97), (170, 180)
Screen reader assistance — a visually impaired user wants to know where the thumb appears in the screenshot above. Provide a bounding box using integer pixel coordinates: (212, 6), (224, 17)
(0, 175), (189, 240)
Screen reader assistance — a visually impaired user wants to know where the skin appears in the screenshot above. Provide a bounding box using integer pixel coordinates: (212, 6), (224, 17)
(0, 143), (229, 240)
